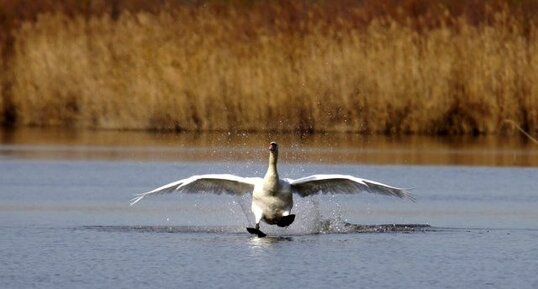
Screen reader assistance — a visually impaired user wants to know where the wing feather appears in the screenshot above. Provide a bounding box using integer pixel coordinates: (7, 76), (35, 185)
(289, 174), (414, 201)
(130, 174), (260, 206)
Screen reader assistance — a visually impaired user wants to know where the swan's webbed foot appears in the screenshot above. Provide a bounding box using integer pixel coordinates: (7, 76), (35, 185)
(277, 214), (295, 227)
(246, 226), (267, 238)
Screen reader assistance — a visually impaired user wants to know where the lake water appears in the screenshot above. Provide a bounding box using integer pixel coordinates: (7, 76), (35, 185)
(1, 129), (538, 289)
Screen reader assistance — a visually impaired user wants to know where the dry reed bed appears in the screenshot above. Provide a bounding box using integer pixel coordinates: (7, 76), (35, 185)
(2, 2), (538, 134)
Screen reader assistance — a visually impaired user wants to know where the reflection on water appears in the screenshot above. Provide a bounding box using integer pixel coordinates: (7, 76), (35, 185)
(1, 127), (537, 166)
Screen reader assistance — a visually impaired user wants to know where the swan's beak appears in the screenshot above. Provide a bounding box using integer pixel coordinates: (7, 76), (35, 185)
(269, 142), (278, 152)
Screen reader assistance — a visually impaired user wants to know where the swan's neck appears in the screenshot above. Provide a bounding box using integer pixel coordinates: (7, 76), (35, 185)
(264, 151), (279, 183)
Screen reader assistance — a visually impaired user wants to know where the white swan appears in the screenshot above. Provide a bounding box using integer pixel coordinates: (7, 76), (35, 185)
(130, 142), (414, 237)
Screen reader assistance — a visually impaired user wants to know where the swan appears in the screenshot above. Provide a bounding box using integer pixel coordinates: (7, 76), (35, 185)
(130, 142), (414, 237)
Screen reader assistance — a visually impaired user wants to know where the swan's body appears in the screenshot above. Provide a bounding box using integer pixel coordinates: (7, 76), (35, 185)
(131, 142), (413, 237)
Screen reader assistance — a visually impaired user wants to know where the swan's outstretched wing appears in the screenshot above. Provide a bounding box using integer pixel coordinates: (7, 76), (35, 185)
(288, 174), (414, 201)
(130, 174), (261, 206)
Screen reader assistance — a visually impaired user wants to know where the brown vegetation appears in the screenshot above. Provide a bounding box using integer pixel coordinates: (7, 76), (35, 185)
(1, 0), (537, 134)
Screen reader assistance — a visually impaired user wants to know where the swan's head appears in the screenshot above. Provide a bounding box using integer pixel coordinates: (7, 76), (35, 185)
(269, 142), (278, 153)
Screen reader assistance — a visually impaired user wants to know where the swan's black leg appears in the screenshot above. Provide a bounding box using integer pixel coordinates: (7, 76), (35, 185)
(246, 223), (266, 238)
(277, 214), (295, 227)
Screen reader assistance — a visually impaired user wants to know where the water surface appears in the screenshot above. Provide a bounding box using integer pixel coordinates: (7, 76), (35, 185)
(1, 129), (538, 288)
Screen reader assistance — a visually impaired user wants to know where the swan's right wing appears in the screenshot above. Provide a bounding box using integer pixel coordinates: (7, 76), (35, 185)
(130, 174), (261, 206)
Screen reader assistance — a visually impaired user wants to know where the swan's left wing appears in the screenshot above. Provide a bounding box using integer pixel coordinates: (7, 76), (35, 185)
(130, 174), (261, 206)
(288, 174), (414, 201)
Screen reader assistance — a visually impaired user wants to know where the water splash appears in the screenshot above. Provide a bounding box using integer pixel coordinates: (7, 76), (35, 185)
(234, 194), (254, 226)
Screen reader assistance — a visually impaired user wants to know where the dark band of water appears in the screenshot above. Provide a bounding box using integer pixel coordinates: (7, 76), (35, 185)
(79, 223), (435, 235)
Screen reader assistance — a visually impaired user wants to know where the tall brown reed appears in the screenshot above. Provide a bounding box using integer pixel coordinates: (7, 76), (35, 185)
(2, 0), (538, 134)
